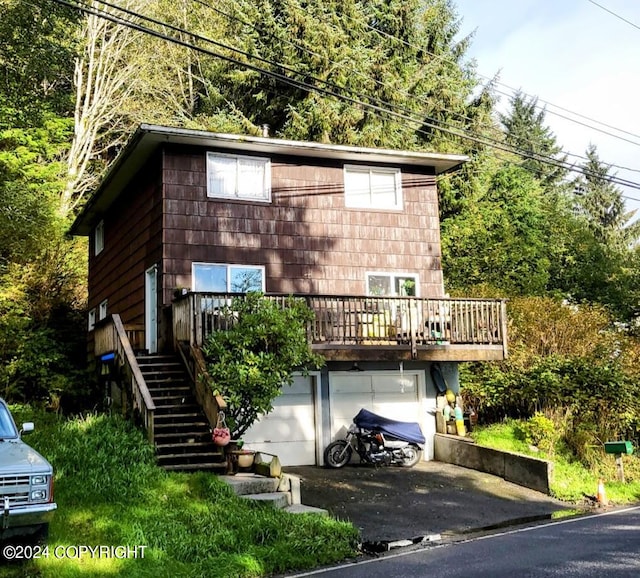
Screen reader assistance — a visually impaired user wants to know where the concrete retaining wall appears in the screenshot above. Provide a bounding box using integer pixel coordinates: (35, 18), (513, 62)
(434, 433), (553, 494)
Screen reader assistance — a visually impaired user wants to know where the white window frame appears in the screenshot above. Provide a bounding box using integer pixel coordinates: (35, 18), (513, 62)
(98, 299), (108, 321)
(206, 152), (271, 202)
(94, 220), (104, 255)
(88, 308), (96, 331)
(344, 165), (402, 210)
(192, 263), (266, 293)
(366, 272), (419, 297)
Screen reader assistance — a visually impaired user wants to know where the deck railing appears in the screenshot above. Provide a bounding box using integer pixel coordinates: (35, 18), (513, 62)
(172, 293), (508, 355)
(94, 315), (156, 442)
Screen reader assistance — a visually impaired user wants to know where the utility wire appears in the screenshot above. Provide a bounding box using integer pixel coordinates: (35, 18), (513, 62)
(201, 0), (640, 173)
(49, 0), (640, 195)
(361, 5), (640, 153)
(587, 0), (640, 32)
(361, 4), (640, 151)
(187, 0), (640, 186)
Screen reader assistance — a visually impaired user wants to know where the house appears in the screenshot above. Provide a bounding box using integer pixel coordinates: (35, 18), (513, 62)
(70, 124), (507, 470)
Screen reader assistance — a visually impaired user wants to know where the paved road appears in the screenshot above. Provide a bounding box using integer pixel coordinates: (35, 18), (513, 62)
(288, 506), (640, 578)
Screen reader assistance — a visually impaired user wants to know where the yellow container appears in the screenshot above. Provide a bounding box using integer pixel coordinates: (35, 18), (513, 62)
(455, 419), (466, 437)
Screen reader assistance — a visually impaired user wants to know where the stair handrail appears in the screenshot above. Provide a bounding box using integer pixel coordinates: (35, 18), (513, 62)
(111, 314), (156, 442)
(176, 341), (227, 434)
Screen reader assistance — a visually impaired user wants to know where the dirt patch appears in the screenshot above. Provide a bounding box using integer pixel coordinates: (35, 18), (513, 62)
(285, 462), (573, 542)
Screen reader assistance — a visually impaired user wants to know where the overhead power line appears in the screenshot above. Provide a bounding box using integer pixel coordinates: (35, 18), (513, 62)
(192, 0), (640, 184)
(587, 0), (640, 32)
(49, 0), (640, 197)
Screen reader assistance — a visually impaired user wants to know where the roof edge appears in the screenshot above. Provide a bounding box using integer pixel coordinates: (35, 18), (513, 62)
(70, 124), (469, 236)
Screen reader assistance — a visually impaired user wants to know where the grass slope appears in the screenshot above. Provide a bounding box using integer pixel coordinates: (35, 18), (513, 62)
(472, 421), (640, 504)
(1, 406), (358, 578)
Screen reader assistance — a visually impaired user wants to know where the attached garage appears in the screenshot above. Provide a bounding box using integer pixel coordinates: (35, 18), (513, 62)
(328, 369), (435, 461)
(243, 368), (438, 466)
(242, 374), (321, 466)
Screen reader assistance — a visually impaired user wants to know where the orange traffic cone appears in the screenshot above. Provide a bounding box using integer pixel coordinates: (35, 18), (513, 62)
(597, 479), (608, 507)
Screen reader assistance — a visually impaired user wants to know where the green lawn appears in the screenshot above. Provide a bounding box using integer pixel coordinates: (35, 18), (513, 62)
(472, 421), (640, 504)
(1, 406), (358, 578)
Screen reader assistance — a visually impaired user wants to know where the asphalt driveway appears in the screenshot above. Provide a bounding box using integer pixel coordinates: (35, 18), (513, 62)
(284, 462), (575, 543)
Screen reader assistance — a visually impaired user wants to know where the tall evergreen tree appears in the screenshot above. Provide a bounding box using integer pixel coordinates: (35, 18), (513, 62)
(573, 144), (640, 248)
(499, 91), (568, 193)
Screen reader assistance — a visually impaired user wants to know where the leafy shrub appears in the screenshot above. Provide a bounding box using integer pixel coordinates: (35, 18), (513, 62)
(462, 296), (640, 465)
(202, 293), (324, 438)
(517, 412), (557, 454)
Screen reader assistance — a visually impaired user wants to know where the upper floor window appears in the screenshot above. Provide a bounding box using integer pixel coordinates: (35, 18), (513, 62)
(206, 152), (271, 202)
(344, 165), (402, 210)
(367, 272), (418, 297)
(94, 220), (104, 255)
(192, 263), (265, 293)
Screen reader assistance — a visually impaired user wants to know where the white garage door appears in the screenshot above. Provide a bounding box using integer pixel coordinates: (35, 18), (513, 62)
(329, 370), (434, 460)
(242, 375), (317, 466)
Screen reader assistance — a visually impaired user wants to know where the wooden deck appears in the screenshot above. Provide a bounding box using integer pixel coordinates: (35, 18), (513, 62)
(172, 293), (508, 362)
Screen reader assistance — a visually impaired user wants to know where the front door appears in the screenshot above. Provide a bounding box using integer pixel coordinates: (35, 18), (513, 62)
(145, 265), (158, 354)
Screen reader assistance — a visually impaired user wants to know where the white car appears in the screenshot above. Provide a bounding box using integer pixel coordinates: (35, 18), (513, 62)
(0, 399), (56, 541)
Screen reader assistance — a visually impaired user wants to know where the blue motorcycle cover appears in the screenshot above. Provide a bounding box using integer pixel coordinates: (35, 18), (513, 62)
(354, 408), (426, 445)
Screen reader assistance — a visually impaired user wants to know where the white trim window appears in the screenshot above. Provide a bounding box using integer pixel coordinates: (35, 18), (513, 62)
(94, 220), (104, 255)
(88, 308), (96, 331)
(206, 152), (271, 202)
(344, 165), (402, 210)
(367, 272), (418, 297)
(98, 299), (108, 320)
(192, 263), (265, 293)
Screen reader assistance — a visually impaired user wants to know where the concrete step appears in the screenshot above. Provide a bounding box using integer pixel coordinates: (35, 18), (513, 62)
(240, 492), (290, 508)
(284, 504), (328, 515)
(220, 473), (327, 515)
(221, 474), (280, 496)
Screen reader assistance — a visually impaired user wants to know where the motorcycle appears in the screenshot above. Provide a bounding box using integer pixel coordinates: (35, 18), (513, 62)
(324, 408), (425, 468)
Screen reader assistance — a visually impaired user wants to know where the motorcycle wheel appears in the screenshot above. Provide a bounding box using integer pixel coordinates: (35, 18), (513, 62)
(324, 441), (353, 468)
(400, 445), (422, 468)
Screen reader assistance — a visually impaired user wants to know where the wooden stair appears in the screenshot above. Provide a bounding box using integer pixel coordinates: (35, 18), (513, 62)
(137, 353), (226, 472)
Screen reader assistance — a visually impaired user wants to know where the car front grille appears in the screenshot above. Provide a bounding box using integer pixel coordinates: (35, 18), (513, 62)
(0, 475), (31, 507)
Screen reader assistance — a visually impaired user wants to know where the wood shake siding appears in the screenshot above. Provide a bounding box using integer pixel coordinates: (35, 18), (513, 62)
(88, 154), (163, 325)
(162, 145), (445, 300)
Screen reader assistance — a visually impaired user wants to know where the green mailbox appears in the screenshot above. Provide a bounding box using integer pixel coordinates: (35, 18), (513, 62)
(604, 441), (634, 455)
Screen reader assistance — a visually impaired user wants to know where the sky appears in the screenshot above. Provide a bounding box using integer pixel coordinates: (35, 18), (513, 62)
(453, 0), (640, 215)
